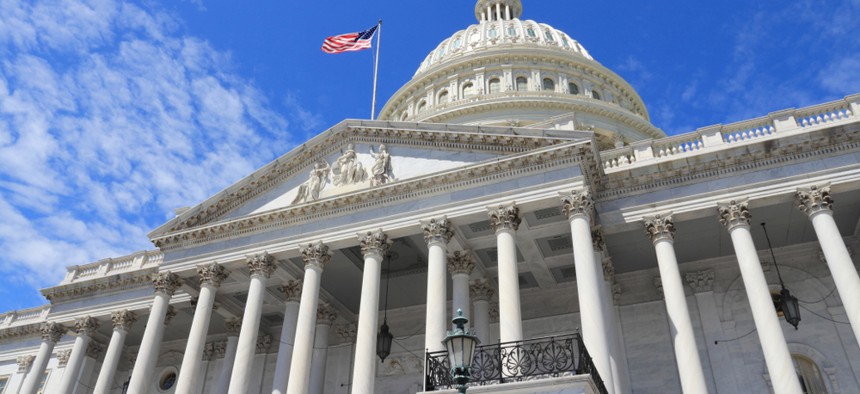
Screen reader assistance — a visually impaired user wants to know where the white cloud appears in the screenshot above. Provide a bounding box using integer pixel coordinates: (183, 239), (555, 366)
(0, 0), (293, 292)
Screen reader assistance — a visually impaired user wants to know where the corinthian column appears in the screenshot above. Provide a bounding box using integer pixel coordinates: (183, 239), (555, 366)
(310, 302), (337, 394)
(229, 253), (276, 394)
(128, 271), (181, 394)
(470, 279), (494, 344)
(560, 190), (613, 394)
(718, 200), (802, 394)
(20, 322), (67, 394)
(488, 204), (523, 343)
(421, 217), (454, 352)
(272, 280), (302, 394)
(351, 230), (390, 394)
(94, 310), (137, 394)
(287, 242), (332, 394)
(797, 185), (860, 346)
(57, 316), (100, 394)
(449, 251), (475, 326)
(213, 318), (242, 394)
(177, 263), (229, 393)
(643, 214), (708, 393)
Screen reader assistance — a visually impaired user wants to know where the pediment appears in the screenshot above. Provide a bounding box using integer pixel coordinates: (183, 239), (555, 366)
(148, 120), (594, 244)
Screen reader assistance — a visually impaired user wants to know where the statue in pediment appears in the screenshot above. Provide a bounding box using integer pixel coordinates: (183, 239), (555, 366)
(292, 161), (330, 204)
(370, 144), (394, 186)
(331, 143), (367, 186)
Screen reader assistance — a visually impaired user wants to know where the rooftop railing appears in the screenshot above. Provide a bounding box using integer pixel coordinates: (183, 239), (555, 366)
(424, 333), (608, 393)
(62, 250), (162, 284)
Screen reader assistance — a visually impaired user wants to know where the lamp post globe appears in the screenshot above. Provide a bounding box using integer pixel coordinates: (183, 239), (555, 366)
(442, 309), (480, 393)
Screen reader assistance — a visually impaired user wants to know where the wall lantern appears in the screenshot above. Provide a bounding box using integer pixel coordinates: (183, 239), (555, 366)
(762, 223), (801, 329)
(377, 252), (394, 362)
(442, 309), (480, 393)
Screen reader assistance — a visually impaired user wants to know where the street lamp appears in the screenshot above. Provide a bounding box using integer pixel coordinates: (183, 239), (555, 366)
(761, 223), (801, 329)
(442, 309), (480, 393)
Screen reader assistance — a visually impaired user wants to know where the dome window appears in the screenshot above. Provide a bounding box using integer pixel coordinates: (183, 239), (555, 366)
(453, 37), (463, 49)
(488, 78), (501, 94)
(592, 90), (601, 100)
(526, 27), (537, 38)
(516, 77), (528, 91)
(438, 90), (449, 103)
(507, 26), (518, 37)
(542, 78), (555, 91)
(544, 30), (555, 42)
(568, 83), (580, 95)
(561, 37), (571, 48)
(462, 82), (475, 97)
(417, 100), (427, 113)
(488, 26), (499, 39)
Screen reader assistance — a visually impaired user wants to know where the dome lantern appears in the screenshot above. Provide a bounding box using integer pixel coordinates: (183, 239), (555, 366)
(475, 0), (522, 22)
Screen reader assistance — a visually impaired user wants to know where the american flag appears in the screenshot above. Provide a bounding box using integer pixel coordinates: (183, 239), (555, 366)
(321, 25), (378, 54)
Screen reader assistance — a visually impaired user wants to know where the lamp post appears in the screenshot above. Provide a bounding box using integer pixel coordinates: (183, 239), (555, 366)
(442, 309), (480, 394)
(761, 223), (801, 329)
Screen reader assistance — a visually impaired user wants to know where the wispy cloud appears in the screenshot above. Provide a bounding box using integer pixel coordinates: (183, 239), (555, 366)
(0, 0), (293, 300)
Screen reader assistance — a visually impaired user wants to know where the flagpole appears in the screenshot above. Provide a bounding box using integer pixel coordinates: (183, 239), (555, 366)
(371, 19), (382, 120)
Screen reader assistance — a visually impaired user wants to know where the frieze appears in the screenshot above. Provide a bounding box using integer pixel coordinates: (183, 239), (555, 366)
(152, 142), (588, 250)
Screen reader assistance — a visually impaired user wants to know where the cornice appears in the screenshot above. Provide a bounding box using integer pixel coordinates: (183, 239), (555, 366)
(0, 323), (42, 343)
(597, 124), (860, 201)
(150, 122), (574, 239)
(153, 140), (593, 251)
(41, 268), (158, 304)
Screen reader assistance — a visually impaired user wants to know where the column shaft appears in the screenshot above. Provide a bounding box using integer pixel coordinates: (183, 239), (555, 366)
(57, 333), (91, 393)
(473, 300), (491, 343)
(809, 210), (860, 344)
(425, 240), (447, 352)
(351, 251), (383, 394)
(653, 239), (708, 393)
(128, 293), (170, 393)
(20, 340), (56, 394)
(728, 225), (802, 394)
(213, 336), (239, 394)
(286, 267), (323, 394)
(309, 323), (332, 394)
(452, 273), (470, 324)
(93, 329), (127, 394)
(176, 283), (218, 393)
(496, 228), (522, 342)
(272, 300), (300, 394)
(228, 275), (267, 393)
(594, 254), (623, 394)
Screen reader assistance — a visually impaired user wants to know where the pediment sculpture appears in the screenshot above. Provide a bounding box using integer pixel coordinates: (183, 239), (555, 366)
(291, 144), (396, 205)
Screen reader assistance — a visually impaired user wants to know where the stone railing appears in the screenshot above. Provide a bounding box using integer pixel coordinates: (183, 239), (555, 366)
(601, 95), (860, 172)
(62, 250), (163, 284)
(0, 305), (52, 328)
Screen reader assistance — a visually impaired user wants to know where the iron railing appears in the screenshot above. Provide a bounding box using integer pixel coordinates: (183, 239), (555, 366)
(424, 333), (607, 393)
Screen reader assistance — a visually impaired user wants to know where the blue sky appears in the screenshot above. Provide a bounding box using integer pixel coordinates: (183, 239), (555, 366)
(0, 0), (858, 312)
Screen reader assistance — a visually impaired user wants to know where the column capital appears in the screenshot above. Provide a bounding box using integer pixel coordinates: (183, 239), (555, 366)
(164, 305), (177, 326)
(87, 341), (105, 358)
(247, 252), (276, 278)
(685, 270), (715, 293)
(279, 279), (303, 302)
(17, 354), (35, 372)
(591, 225), (606, 252)
(152, 271), (182, 296)
(256, 334), (273, 354)
(301, 241), (332, 271)
(470, 278), (495, 302)
(41, 322), (67, 343)
(421, 216), (455, 244)
(653, 277), (664, 300)
(198, 262), (229, 288)
(225, 317), (242, 336)
(448, 250), (475, 276)
(644, 213), (675, 243)
(336, 323), (357, 342)
(209, 340), (227, 359)
(110, 310), (137, 332)
(358, 229), (390, 257)
(488, 203), (521, 232)
(316, 301), (338, 326)
(560, 189), (593, 220)
(718, 199), (751, 231)
(57, 349), (73, 367)
(796, 184), (833, 216)
(73, 316), (100, 335)
(602, 257), (615, 282)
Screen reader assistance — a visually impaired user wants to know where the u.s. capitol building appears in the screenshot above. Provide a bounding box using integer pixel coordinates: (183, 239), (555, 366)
(1, 1), (858, 393)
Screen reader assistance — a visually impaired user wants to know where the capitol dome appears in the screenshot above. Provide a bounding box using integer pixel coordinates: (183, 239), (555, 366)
(379, 0), (666, 147)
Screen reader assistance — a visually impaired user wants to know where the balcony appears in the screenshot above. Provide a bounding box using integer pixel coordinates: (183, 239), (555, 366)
(423, 334), (608, 394)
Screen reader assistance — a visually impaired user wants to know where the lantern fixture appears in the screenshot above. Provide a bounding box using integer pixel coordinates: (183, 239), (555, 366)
(377, 252), (394, 362)
(761, 223), (801, 330)
(442, 309), (480, 393)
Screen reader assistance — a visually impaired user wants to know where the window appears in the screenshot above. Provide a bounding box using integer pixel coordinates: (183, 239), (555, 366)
(462, 82), (475, 97)
(516, 77), (528, 91)
(452, 37), (462, 49)
(542, 78), (555, 91)
(592, 90), (601, 100)
(793, 355), (828, 394)
(561, 37), (570, 48)
(526, 27), (536, 38)
(417, 100), (427, 113)
(544, 30), (555, 42)
(507, 26), (518, 37)
(488, 78), (501, 94)
(159, 370), (177, 391)
(0, 375), (9, 394)
(437, 90), (449, 104)
(488, 26), (498, 38)
(569, 83), (580, 95)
